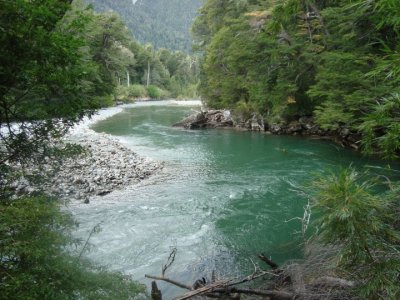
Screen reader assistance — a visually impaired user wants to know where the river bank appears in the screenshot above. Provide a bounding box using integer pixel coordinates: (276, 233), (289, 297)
(173, 109), (361, 150)
(8, 104), (167, 203)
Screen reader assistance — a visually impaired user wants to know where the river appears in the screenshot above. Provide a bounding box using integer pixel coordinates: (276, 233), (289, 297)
(69, 100), (396, 298)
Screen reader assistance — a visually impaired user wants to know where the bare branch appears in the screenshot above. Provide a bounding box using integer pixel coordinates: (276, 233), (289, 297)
(173, 280), (231, 300)
(145, 275), (192, 291)
(211, 287), (294, 299)
(258, 253), (279, 270)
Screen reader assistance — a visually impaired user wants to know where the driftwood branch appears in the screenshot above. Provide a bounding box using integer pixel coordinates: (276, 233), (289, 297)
(174, 280), (231, 300)
(146, 249), (354, 300)
(145, 274), (192, 291)
(212, 287), (294, 299)
(258, 253), (279, 270)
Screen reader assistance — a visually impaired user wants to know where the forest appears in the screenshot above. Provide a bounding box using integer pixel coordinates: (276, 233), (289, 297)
(1, 0), (400, 299)
(84, 0), (203, 52)
(192, 0), (400, 159)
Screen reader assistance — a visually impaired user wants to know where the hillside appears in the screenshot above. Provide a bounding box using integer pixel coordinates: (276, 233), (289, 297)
(84, 0), (203, 52)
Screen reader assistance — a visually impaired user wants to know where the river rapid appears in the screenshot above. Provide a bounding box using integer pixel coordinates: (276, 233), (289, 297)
(68, 100), (396, 298)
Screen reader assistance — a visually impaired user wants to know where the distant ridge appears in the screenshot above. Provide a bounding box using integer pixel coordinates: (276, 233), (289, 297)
(85, 0), (203, 52)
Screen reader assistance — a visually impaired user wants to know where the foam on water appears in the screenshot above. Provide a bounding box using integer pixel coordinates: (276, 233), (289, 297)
(68, 103), (398, 299)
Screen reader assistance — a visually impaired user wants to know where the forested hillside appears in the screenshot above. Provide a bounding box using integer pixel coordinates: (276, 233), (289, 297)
(193, 0), (400, 159)
(85, 0), (203, 52)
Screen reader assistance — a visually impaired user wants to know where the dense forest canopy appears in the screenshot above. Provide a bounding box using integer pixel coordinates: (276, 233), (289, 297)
(193, 0), (400, 159)
(84, 0), (204, 52)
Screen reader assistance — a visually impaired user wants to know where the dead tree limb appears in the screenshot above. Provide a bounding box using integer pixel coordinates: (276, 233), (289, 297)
(211, 287), (294, 300)
(174, 270), (275, 300)
(258, 253), (279, 270)
(145, 275), (192, 291)
(173, 280), (231, 300)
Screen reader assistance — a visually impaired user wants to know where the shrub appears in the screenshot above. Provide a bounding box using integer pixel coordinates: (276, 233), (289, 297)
(128, 84), (147, 98)
(158, 88), (170, 100)
(115, 85), (130, 101)
(146, 85), (161, 99)
(311, 168), (400, 299)
(0, 196), (147, 300)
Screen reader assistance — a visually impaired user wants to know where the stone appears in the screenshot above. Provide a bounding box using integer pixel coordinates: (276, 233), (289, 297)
(287, 121), (303, 133)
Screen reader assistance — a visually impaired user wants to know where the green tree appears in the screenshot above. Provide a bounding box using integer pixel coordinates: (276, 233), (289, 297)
(0, 0), (100, 167)
(0, 2), (148, 298)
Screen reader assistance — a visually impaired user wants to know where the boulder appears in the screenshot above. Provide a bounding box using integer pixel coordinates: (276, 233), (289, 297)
(173, 110), (234, 129)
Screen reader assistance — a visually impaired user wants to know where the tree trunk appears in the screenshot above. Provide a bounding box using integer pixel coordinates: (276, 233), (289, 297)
(147, 60), (151, 87)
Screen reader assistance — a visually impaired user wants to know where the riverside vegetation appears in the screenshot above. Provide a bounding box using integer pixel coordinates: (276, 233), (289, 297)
(0, 0), (168, 299)
(175, 0), (400, 299)
(1, 0), (400, 300)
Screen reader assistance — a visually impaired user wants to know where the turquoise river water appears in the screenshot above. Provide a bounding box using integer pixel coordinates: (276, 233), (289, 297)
(69, 101), (397, 298)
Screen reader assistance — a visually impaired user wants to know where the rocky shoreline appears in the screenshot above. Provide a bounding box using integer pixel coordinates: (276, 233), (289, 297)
(173, 110), (361, 150)
(9, 118), (163, 203)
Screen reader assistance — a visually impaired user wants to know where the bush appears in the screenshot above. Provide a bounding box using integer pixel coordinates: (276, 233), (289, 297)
(234, 100), (254, 121)
(158, 88), (170, 100)
(311, 168), (400, 299)
(115, 85), (130, 101)
(146, 85), (161, 99)
(128, 84), (147, 98)
(0, 196), (147, 300)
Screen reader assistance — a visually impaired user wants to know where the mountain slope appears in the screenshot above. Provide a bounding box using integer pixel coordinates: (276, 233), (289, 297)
(85, 0), (203, 52)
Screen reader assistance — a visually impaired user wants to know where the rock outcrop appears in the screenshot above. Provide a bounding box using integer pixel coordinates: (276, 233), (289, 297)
(173, 110), (234, 129)
(174, 110), (361, 150)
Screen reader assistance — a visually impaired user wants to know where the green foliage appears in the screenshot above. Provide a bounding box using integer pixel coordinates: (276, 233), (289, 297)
(115, 85), (130, 101)
(234, 101), (255, 121)
(146, 85), (169, 99)
(314, 102), (353, 130)
(129, 84), (148, 98)
(84, 0), (203, 52)
(311, 168), (400, 299)
(0, 0), (100, 168)
(358, 93), (400, 159)
(194, 0), (400, 157)
(0, 196), (147, 300)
